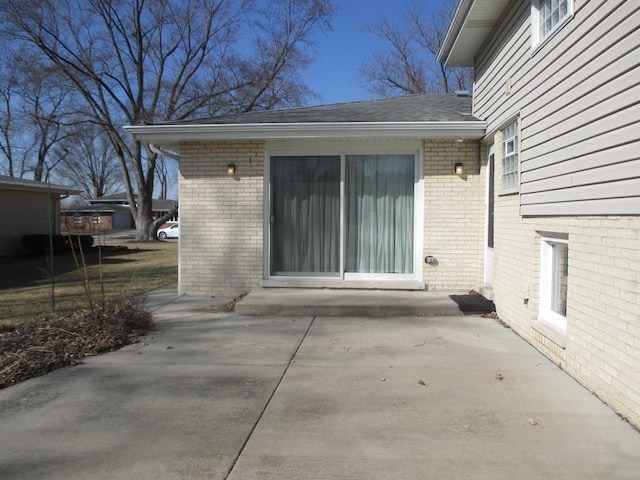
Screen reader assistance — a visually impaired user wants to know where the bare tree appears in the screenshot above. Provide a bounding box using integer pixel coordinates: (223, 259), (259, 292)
(0, 58), (20, 177)
(1, 0), (336, 240)
(55, 126), (122, 199)
(19, 64), (76, 181)
(155, 155), (178, 200)
(234, 0), (335, 111)
(359, 0), (473, 97)
(0, 53), (74, 180)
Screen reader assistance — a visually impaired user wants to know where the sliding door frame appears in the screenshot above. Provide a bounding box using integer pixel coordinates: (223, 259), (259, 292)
(263, 139), (424, 288)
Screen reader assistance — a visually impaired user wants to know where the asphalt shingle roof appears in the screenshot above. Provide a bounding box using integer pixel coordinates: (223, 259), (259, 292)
(175, 94), (477, 125)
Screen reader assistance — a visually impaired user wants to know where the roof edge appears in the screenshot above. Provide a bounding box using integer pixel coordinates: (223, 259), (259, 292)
(125, 121), (487, 151)
(0, 177), (81, 195)
(437, 0), (475, 65)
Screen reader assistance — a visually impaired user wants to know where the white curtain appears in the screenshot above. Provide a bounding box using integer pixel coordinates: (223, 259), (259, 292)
(345, 154), (414, 274)
(271, 156), (340, 274)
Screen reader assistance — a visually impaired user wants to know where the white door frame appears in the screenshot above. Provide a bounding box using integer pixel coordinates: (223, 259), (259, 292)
(262, 139), (424, 289)
(484, 144), (495, 286)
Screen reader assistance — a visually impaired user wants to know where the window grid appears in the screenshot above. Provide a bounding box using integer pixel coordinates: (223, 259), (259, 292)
(501, 121), (519, 190)
(537, 0), (570, 41)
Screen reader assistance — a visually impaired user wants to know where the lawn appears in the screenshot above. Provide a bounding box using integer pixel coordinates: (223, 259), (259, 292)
(0, 239), (178, 331)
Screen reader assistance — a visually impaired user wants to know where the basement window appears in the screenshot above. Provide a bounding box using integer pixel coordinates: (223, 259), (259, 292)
(539, 234), (568, 333)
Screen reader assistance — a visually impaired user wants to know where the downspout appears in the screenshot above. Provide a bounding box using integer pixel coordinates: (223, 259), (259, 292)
(149, 143), (180, 161)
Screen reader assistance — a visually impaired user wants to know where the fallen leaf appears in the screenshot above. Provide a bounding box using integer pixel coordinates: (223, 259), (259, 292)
(166, 345), (175, 350)
(528, 418), (538, 425)
(379, 377), (386, 382)
(418, 379), (426, 386)
(495, 372), (504, 381)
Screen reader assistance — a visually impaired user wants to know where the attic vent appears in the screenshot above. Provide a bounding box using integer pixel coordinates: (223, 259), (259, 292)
(455, 90), (471, 97)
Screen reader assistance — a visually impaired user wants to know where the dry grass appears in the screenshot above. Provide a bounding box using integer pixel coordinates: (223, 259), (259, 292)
(0, 239), (177, 331)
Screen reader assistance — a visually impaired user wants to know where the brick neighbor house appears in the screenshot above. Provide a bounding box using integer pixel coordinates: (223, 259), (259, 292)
(61, 193), (177, 231)
(125, 0), (639, 428)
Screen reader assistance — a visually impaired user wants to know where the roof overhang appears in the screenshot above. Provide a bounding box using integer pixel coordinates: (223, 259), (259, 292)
(0, 181), (81, 196)
(125, 121), (487, 153)
(437, 0), (510, 66)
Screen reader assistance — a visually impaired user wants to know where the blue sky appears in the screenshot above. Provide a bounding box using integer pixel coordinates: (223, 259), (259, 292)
(301, 0), (441, 105)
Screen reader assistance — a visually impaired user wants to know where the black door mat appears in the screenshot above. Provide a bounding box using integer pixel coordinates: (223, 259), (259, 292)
(449, 294), (496, 314)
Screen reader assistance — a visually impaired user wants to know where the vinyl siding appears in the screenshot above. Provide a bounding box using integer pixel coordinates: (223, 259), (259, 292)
(474, 0), (640, 215)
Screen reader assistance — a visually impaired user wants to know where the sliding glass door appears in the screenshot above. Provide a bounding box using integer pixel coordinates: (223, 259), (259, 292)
(345, 154), (414, 274)
(270, 156), (340, 275)
(270, 153), (415, 278)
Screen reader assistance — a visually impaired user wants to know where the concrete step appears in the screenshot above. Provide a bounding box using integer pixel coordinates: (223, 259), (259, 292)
(235, 288), (494, 317)
(475, 284), (494, 301)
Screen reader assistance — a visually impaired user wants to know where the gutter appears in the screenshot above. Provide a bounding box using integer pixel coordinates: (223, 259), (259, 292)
(437, 0), (474, 64)
(125, 121), (487, 149)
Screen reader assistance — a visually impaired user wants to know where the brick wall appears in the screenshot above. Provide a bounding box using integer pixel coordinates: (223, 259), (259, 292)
(422, 139), (485, 290)
(492, 163), (640, 426)
(179, 140), (265, 297)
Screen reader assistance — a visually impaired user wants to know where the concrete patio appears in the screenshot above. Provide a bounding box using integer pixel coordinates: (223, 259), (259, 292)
(0, 288), (638, 479)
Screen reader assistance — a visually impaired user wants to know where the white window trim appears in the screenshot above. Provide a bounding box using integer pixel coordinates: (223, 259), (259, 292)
(531, 0), (574, 53)
(539, 235), (568, 333)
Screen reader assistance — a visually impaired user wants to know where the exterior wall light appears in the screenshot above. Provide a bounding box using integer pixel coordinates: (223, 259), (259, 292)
(454, 163), (465, 175)
(227, 163), (236, 176)
(455, 136), (464, 143)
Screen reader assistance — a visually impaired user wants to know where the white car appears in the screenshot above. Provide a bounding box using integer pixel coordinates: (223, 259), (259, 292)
(157, 223), (179, 239)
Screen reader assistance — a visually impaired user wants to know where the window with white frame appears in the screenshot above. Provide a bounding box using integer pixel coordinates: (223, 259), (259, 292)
(501, 120), (519, 191)
(539, 235), (569, 332)
(531, 0), (573, 48)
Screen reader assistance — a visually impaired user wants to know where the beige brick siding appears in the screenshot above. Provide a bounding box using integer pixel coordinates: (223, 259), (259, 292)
(422, 140), (485, 290)
(491, 137), (640, 426)
(178, 138), (488, 296)
(179, 140), (265, 297)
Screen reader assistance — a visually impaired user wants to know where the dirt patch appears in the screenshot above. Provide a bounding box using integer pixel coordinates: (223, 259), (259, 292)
(0, 299), (154, 388)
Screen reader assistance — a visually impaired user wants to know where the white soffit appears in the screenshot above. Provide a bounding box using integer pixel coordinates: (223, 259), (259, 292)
(439, 0), (510, 66)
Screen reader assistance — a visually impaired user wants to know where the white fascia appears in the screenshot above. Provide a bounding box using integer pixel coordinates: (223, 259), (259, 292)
(124, 121), (487, 151)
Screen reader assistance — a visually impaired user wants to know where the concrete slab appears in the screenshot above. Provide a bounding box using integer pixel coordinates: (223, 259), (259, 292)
(236, 288), (463, 317)
(1, 289), (639, 480)
(0, 312), (312, 480)
(0, 363), (279, 480)
(227, 316), (640, 479)
(142, 284), (233, 317)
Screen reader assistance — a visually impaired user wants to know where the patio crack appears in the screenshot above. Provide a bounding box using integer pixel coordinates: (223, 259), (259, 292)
(224, 315), (316, 479)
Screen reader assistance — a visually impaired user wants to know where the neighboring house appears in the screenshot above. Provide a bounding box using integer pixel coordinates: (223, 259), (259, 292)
(62, 193), (178, 230)
(0, 175), (81, 256)
(126, 94), (487, 295)
(438, 0), (639, 427)
(88, 192), (178, 221)
(61, 203), (134, 230)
